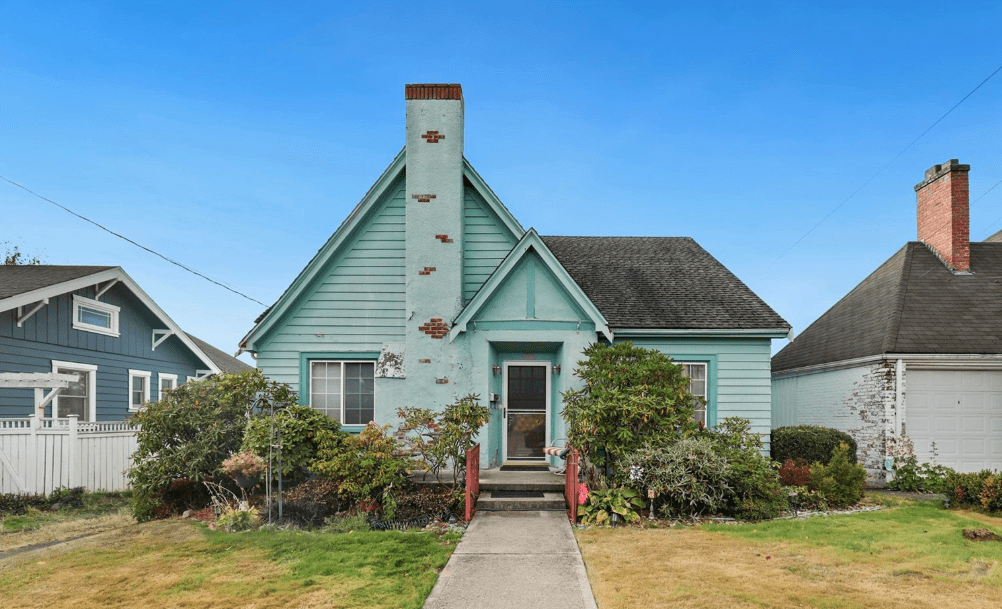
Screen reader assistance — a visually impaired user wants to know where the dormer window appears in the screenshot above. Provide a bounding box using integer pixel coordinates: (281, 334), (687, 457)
(72, 295), (120, 337)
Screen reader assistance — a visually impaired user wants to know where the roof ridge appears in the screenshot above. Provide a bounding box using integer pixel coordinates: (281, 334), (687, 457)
(883, 243), (914, 354)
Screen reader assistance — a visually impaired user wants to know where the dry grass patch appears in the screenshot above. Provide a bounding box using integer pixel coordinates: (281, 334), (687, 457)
(0, 519), (460, 609)
(577, 502), (1002, 609)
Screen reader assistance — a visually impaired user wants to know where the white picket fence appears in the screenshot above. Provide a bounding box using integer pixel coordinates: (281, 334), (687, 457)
(0, 415), (137, 495)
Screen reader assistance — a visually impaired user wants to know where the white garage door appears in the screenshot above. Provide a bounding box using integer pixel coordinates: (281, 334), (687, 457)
(907, 370), (1002, 472)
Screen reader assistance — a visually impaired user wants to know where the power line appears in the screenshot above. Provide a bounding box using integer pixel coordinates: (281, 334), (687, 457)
(0, 175), (269, 307)
(771, 60), (1002, 267)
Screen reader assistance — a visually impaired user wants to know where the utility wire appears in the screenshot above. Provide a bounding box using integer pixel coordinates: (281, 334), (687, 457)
(771, 60), (1002, 267)
(0, 175), (269, 307)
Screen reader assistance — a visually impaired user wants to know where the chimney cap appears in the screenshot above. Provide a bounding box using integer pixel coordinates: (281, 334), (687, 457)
(405, 84), (463, 100)
(915, 158), (970, 191)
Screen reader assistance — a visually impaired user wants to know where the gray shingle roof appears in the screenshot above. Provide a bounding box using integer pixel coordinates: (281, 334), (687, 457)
(772, 241), (1002, 372)
(186, 334), (254, 374)
(986, 229), (1002, 243)
(541, 236), (790, 331)
(0, 265), (115, 300)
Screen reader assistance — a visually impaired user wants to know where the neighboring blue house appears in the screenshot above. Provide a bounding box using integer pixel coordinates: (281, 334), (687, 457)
(0, 265), (251, 420)
(240, 84), (790, 467)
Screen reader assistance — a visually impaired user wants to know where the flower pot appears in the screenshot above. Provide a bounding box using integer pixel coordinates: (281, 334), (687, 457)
(234, 474), (260, 490)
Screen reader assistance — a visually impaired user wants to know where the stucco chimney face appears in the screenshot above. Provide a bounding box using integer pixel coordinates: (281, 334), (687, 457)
(915, 159), (971, 272)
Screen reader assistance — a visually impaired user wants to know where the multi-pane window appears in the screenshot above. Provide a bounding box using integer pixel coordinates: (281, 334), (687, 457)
(52, 361), (97, 421)
(128, 370), (151, 411)
(159, 373), (177, 400)
(72, 295), (120, 337)
(682, 363), (708, 426)
(310, 361), (374, 425)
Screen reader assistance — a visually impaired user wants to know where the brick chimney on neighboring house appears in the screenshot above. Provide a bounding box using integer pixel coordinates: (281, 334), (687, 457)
(915, 159), (971, 272)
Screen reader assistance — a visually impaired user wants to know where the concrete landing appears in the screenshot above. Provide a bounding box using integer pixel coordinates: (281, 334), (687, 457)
(423, 511), (596, 609)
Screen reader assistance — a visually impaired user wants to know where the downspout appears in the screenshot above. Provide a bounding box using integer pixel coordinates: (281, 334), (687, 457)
(894, 359), (904, 437)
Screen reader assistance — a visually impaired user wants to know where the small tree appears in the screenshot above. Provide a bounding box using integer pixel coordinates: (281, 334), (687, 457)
(128, 369), (296, 522)
(397, 394), (490, 489)
(2, 242), (43, 265)
(242, 403), (345, 484)
(562, 342), (699, 483)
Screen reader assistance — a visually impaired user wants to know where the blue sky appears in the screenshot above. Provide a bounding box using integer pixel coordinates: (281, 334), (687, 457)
(2, 1), (1001, 362)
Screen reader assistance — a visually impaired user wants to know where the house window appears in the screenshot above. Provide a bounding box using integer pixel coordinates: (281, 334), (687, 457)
(158, 373), (178, 400)
(682, 363), (708, 426)
(51, 360), (97, 421)
(72, 295), (120, 337)
(310, 361), (375, 425)
(129, 370), (151, 411)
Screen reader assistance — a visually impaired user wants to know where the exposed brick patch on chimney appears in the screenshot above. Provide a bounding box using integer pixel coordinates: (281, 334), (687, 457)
(418, 318), (450, 338)
(411, 194), (436, 203)
(418, 266), (437, 276)
(915, 159), (971, 272)
(435, 234), (454, 244)
(405, 84), (463, 100)
(421, 130), (445, 143)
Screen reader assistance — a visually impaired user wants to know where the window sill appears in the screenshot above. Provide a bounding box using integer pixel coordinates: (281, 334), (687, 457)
(72, 322), (120, 338)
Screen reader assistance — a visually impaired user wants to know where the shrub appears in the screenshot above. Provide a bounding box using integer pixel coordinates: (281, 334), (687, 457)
(944, 470), (993, 507)
(888, 454), (955, 493)
(217, 506), (259, 532)
(979, 475), (1002, 512)
(707, 418), (788, 521)
(242, 404), (345, 484)
(312, 423), (411, 506)
(397, 394), (490, 490)
(128, 370), (296, 522)
(779, 459), (811, 487)
(807, 443), (866, 508)
(771, 425), (858, 466)
(562, 342), (700, 479)
(618, 437), (729, 518)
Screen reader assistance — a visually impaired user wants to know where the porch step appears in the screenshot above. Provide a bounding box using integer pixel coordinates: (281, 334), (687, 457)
(479, 469), (564, 493)
(476, 490), (566, 512)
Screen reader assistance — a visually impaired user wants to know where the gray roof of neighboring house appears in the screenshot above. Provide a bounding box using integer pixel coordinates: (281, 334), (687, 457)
(772, 241), (1002, 372)
(986, 229), (1002, 243)
(0, 265), (115, 299)
(186, 334), (254, 374)
(541, 236), (790, 331)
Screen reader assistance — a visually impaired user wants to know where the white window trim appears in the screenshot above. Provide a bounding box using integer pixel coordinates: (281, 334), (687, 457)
(309, 360), (376, 425)
(158, 373), (178, 401)
(72, 295), (120, 337)
(681, 362), (708, 427)
(128, 369), (152, 411)
(51, 360), (97, 421)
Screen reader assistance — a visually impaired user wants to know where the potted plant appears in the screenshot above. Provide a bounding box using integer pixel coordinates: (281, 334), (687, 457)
(222, 451), (266, 489)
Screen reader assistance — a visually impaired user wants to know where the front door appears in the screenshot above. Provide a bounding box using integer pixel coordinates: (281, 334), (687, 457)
(503, 363), (549, 461)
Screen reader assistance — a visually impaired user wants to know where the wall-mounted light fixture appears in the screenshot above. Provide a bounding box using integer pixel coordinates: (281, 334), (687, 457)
(492, 365), (501, 374)
(553, 365), (561, 374)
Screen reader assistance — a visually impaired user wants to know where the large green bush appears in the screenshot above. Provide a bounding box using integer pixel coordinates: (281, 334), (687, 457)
(243, 403), (345, 484)
(806, 443), (866, 508)
(708, 418), (788, 521)
(944, 470), (1001, 512)
(128, 370), (296, 522)
(771, 425), (858, 466)
(562, 342), (699, 479)
(312, 423), (411, 507)
(617, 437), (729, 518)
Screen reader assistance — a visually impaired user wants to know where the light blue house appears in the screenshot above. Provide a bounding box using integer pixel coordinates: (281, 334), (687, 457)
(240, 84), (790, 467)
(0, 265), (251, 420)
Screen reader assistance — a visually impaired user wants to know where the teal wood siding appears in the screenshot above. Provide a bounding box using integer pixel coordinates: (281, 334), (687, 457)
(617, 337), (775, 449)
(463, 185), (518, 304)
(255, 180), (407, 392)
(0, 285), (202, 419)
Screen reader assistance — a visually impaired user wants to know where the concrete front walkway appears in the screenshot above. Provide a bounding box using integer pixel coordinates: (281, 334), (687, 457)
(423, 511), (597, 609)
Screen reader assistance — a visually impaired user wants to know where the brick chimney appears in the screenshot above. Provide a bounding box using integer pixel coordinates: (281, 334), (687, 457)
(915, 159), (970, 272)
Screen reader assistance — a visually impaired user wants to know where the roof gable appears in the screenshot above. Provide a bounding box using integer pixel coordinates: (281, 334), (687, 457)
(542, 236), (790, 331)
(0, 265), (224, 374)
(450, 229), (611, 340)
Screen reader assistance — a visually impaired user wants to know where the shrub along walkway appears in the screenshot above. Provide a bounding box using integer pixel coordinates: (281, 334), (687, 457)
(423, 510), (597, 609)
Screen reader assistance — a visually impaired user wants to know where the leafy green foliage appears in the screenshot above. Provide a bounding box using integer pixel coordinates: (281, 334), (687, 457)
(580, 487), (647, 525)
(944, 469), (1002, 513)
(618, 437), (729, 518)
(396, 394), (490, 489)
(243, 404), (345, 484)
(324, 512), (371, 533)
(706, 418), (788, 521)
(128, 370), (296, 522)
(979, 475), (1002, 512)
(888, 454), (955, 493)
(807, 443), (866, 508)
(562, 342), (699, 477)
(771, 425), (858, 466)
(312, 423), (411, 506)
(217, 506), (259, 531)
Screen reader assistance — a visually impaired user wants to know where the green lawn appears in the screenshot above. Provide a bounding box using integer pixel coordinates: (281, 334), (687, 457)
(1, 490), (131, 533)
